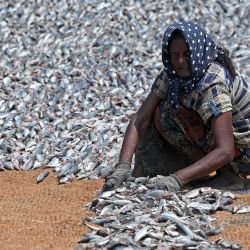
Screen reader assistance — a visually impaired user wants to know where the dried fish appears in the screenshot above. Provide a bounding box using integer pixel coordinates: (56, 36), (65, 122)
(78, 180), (242, 249)
(232, 205), (250, 214)
(0, 0), (248, 182)
(0, 0), (249, 248)
(36, 171), (49, 183)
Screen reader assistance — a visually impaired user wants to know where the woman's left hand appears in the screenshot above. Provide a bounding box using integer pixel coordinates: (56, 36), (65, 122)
(146, 174), (183, 192)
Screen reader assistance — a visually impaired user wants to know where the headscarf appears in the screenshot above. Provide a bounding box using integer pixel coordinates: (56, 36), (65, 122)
(162, 21), (224, 110)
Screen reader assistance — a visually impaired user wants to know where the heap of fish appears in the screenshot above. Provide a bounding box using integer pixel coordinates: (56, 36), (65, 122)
(75, 177), (250, 249)
(0, 0), (249, 183)
(1, 1), (249, 248)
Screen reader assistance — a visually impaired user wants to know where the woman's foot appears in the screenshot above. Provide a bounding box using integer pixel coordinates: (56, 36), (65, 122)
(189, 166), (248, 192)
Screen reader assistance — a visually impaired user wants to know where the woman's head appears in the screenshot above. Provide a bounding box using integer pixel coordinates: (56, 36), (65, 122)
(162, 21), (219, 81)
(168, 30), (191, 78)
(162, 21), (236, 81)
(162, 21), (236, 110)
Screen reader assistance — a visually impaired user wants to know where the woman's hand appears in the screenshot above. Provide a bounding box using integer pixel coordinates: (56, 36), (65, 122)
(146, 174), (183, 192)
(102, 161), (131, 191)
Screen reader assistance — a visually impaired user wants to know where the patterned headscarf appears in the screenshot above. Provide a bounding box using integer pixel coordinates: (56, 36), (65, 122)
(162, 21), (223, 110)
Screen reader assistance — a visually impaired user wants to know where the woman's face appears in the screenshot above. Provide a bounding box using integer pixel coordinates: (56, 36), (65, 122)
(169, 36), (192, 78)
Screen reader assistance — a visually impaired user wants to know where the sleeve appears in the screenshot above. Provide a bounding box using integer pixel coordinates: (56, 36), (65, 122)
(151, 69), (169, 99)
(197, 81), (233, 124)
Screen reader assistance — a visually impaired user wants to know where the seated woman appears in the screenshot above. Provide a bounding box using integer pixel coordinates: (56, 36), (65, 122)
(103, 21), (250, 192)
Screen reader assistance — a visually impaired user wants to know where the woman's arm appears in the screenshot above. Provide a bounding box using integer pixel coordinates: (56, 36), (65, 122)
(175, 111), (235, 185)
(119, 91), (162, 163)
(102, 92), (161, 191)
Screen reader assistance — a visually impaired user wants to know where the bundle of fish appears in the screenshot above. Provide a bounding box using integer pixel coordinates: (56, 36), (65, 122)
(75, 178), (250, 249)
(0, 0), (249, 183)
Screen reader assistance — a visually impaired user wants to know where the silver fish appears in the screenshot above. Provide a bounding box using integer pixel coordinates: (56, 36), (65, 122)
(36, 172), (49, 183)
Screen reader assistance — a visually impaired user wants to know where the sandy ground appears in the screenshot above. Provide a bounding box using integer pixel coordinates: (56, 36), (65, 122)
(0, 168), (103, 250)
(211, 192), (250, 248)
(0, 169), (249, 250)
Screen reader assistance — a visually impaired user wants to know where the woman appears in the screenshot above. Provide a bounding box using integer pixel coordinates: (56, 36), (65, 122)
(103, 21), (250, 192)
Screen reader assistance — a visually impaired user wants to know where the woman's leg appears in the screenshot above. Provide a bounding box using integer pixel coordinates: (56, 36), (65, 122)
(154, 107), (205, 162)
(190, 164), (248, 191)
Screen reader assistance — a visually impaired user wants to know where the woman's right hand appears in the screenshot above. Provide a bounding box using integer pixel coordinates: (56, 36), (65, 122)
(102, 161), (131, 191)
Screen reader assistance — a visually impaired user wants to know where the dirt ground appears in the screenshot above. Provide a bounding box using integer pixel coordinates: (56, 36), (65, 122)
(211, 192), (250, 249)
(0, 169), (249, 250)
(0, 168), (103, 250)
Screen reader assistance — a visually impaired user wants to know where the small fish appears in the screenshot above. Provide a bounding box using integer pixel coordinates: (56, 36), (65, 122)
(106, 199), (132, 206)
(99, 190), (116, 198)
(135, 226), (149, 242)
(232, 205), (250, 214)
(158, 213), (205, 241)
(145, 189), (165, 198)
(183, 188), (200, 199)
(83, 216), (117, 226)
(216, 239), (242, 249)
(36, 171), (49, 183)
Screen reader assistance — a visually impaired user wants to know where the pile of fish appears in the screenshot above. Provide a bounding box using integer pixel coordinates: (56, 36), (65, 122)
(1, 1), (249, 248)
(75, 177), (250, 249)
(0, 0), (249, 183)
